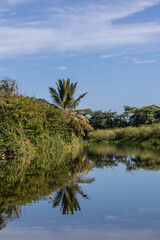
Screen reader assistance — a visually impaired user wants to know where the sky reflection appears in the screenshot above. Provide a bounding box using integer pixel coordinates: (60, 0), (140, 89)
(1, 144), (160, 239)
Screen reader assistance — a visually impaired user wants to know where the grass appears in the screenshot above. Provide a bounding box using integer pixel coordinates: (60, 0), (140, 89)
(88, 123), (160, 148)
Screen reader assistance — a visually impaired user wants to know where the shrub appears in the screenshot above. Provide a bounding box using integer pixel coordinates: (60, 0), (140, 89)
(88, 123), (160, 148)
(0, 95), (75, 156)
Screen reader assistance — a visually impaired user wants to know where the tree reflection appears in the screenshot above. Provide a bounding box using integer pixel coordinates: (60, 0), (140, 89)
(1, 143), (160, 228)
(0, 149), (95, 227)
(52, 183), (89, 215)
(0, 202), (22, 230)
(52, 153), (95, 215)
(88, 143), (160, 171)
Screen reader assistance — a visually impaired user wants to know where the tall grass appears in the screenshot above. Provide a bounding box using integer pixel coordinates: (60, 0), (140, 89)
(88, 123), (160, 148)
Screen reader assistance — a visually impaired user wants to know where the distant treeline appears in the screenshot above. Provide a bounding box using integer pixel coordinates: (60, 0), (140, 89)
(89, 105), (160, 129)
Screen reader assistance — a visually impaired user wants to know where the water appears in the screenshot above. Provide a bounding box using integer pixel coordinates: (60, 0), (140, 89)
(0, 143), (160, 240)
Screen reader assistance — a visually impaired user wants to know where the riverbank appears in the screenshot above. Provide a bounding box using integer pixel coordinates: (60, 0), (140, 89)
(88, 124), (160, 149)
(0, 94), (81, 158)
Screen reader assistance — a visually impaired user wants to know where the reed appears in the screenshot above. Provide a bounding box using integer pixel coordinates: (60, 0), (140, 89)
(88, 123), (160, 148)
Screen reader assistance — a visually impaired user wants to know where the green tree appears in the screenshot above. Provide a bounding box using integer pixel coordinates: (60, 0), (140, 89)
(129, 105), (160, 126)
(89, 110), (127, 129)
(49, 79), (93, 136)
(0, 78), (19, 96)
(0, 78), (19, 106)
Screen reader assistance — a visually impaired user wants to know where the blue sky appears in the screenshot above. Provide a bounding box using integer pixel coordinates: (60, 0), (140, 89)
(0, 0), (160, 112)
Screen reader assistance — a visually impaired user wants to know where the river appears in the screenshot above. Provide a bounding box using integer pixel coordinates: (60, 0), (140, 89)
(0, 143), (160, 240)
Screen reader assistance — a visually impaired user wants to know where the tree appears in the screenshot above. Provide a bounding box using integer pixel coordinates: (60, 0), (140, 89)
(128, 105), (160, 126)
(0, 78), (19, 96)
(0, 78), (20, 105)
(89, 110), (127, 129)
(49, 79), (94, 136)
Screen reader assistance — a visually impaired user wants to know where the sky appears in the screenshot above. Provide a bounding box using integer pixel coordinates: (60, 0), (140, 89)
(0, 0), (160, 112)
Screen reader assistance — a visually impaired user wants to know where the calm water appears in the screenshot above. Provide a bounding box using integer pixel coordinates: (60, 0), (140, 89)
(1, 143), (160, 240)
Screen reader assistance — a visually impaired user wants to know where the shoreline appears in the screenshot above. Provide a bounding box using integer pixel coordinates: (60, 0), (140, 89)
(88, 124), (160, 150)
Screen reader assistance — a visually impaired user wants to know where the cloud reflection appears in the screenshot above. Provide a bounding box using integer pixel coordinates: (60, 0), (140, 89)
(1, 223), (160, 240)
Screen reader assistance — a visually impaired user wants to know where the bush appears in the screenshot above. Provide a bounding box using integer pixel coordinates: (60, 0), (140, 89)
(0, 95), (75, 156)
(88, 123), (160, 148)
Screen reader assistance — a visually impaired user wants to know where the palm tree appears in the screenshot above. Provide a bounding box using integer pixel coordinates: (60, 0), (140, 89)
(49, 79), (94, 136)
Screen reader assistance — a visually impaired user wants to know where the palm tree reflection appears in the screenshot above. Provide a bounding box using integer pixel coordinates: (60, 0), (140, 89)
(52, 154), (95, 215)
(53, 183), (88, 215)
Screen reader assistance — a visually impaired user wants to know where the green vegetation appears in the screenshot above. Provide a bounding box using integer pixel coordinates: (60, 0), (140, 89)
(1, 77), (160, 156)
(1, 143), (160, 229)
(90, 105), (160, 129)
(88, 123), (160, 148)
(89, 105), (160, 148)
(0, 94), (74, 157)
(88, 143), (160, 171)
(49, 78), (93, 136)
(0, 78), (93, 158)
(1, 77), (160, 230)
(0, 148), (95, 228)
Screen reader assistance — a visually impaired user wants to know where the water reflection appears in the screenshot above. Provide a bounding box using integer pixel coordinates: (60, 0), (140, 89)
(52, 182), (89, 215)
(0, 203), (21, 230)
(0, 143), (160, 231)
(52, 154), (95, 215)
(88, 143), (160, 171)
(0, 149), (94, 228)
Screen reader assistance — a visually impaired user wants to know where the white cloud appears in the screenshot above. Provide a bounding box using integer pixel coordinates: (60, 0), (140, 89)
(56, 66), (67, 70)
(1, 22), (159, 58)
(0, 0), (160, 58)
(0, 27), (55, 58)
(49, 0), (160, 24)
(133, 58), (157, 64)
(100, 53), (125, 59)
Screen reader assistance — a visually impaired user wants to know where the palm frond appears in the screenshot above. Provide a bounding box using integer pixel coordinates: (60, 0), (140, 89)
(66, 80), (77, 109)
(49, 79), (93, 136)
(69, 92), (87, 109)
(54, 79), (78, 110)
(75, 114), (89, 122)
(69, 113), (94, 136)
(56, 79), (64, 102)
(70, 116), (85, 136)
(49, 87), (62, 108)
(53, 189), (64, 207)
(56, 79), (69, 109)
(73, 108), (93, 115)
(69, 81), (77, 98)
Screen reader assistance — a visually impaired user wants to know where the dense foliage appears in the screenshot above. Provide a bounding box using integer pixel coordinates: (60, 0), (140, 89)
(89, 105), (160, 129)
(88, 123), (160, 148)
(0, 94), (74, 156)
(1, 78), (160, 156)
(0, 78), (94, 157)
